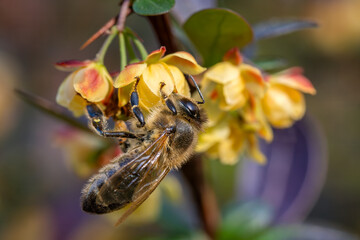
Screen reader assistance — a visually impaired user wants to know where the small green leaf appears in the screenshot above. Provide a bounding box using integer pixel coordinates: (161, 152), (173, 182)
(254, 58), (289, 72)
(133, 0), (175, 16)
(183, 8), (253, 67)
(253, 19), (318, 40)
(217, 202), (274, 240)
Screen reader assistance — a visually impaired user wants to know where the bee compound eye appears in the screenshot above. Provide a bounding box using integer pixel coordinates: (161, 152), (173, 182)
(179, 98), (200, 119)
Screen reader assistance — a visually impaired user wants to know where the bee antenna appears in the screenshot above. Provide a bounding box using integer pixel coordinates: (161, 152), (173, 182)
(185, 74), (205, 104)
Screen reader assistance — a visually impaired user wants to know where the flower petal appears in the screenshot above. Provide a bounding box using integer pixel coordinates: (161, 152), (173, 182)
(202, 91), (225, 126)
(196, 120), (230, 152)
(138, 78), (160, 111)
(262, 85), (305, 128)
(222, 77), (247, 107)
(56, 73), (88, 116)
(218, 139), (241, 165)
(73, 66), (110, 102)
(223, 47), (242, 65)
(145, 46), (166, 64)
(56, 73), (77, 107)
(67, 94), (88, 117)
(114, 63), (147, 88)
(167, 65), (190, 97)
(218, 120), (246, 165)
(247, 134), (266, 164)
(241, 97), (273, 142)
(240, 64), (265, 98)
(55, 60), (91, 72)
(161, 51), (206, 75)
(118, 82), (133, 107)
(203, 61), (240, 84)
(271, 67), (316, 95)
(142, 63), (175, 97)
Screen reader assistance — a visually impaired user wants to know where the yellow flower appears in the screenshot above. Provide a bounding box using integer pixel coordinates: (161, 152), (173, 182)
(201, 48), (265, 111)
(114, 46), (206, 110)
(240, 96), (273, 142)
(262, 68), (316, 128)
(196, 115), (265, 165)
(56, 60), (113, 116)
(196, 48), (269, 164)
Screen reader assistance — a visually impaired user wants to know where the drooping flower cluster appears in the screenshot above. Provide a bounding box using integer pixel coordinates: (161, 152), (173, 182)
(56, 47), (205, 116)
(55, 45), (315, 168)
(196, 48), (316, 164)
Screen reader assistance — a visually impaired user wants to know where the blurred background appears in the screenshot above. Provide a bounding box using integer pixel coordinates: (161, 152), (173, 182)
(0, 0), (359, 239)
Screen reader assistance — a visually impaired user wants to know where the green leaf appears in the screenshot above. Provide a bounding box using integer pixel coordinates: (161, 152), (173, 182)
(253, 58), (289, 72)
(253, 19), (318, 40)
(133, 0), (175, 16)
(217, 202), (274, 240)
(183, 8), (253, 67)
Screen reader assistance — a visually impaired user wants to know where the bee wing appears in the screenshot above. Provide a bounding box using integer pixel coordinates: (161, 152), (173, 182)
(114, 166), (170, 226)
(113, 131), (171, 226)
(97, 130), (171, 225)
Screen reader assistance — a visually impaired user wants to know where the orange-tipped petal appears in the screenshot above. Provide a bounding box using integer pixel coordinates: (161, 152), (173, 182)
(223, 47), (243, 65)
(55, 60), (91, 72)
(114, 63), (147, 88)
(145, 46), (166, 64)
(262, 85), (305, 128)
(73, 66), (111, 102)
(271, 67), (316, 95)
(203, 62), (239, 84)
(161, 51), (206, 75)
(141, 63), (175, 97)
(240, 64), (265, 97)
(167, 65), (190, 97)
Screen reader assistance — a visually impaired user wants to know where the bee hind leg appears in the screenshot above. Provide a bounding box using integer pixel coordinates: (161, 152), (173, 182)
(130, 77), (145, 127)
(86, 104), (138, 139)
(159, 82), (177, 115)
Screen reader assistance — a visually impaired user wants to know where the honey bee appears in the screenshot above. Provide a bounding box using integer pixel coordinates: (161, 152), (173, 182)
(81, 75), (207, 225)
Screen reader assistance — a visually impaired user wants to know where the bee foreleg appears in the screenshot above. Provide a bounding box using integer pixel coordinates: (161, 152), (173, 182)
(86, 103), (139, 139)
(159, 82), (177, 115)
(130, 77), (145, 127)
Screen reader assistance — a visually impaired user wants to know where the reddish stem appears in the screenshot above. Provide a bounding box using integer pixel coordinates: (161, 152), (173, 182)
(181, 155), (220, 239)
(117, 0), (131, 32)
(147, 14), (179, 54)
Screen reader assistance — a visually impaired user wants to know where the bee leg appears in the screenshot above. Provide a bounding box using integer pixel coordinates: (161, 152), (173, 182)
(86, 104), (138, 139)
(159, 82), (177, 115)
(130, 77), (145, 127)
